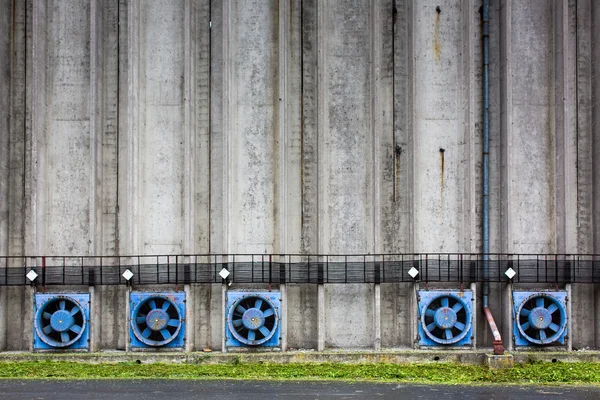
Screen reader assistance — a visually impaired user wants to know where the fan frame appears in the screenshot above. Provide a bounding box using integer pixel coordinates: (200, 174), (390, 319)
(513, 291), (568, 346)
(226, 292), (281, 347)
(33, 293), (90, 350)
(129, 292), (186, 349)
(417, 290), (473, 347)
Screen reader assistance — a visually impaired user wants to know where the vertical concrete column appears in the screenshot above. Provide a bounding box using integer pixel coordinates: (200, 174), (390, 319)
(124, 0), (186, 255)
(500, 0), (557, 254)
(317, 283), (324, 351)
(279, 283), (288, 351)
(318, 0), (376, 349)
(184, 0), (211, 254)
(374, 283), (381, 351)
(221, 283), (227, 352)
(0, 0), (10, 256)
(89, 285), (100, 352)
(412, 0), (469, 253)
(7, 0), (26, 256)
(388, 0), (413, 253)
(100, 0), (120, 256)
(566, 283), (573, 351)
(554, 0), (578, 254)
(25, 0), (47, 256)
(575, 1), (595, 254)
(501, 282), (513, 351)
(184, 283), (194, 352)
(593, 0), (600, 254)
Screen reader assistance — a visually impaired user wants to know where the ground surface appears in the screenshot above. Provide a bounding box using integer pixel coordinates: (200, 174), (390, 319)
(0, 380), (598, 400)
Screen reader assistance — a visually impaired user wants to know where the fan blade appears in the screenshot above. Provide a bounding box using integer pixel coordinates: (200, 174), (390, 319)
(259, 326), (270, 337)
(161, 301), (170, 311)
(42, 325), (53, 335)
(61, 332), (70, 343)
(454, 322), (466, 331)
(255, 298), (263, 309)
(547, 304), (558, 314)
(452, 303), (463, 313)
(232, 319), (243, 327)
(167, 319), (180, 327)
(425, 309), (435, 317)
(548, 323), (560, 332)
(247, 330), (255, 341)
(70, 307), (80, 316)
(142, 327), (151, 338)
(263, 308), (274, 318)
(426, 322), (436, 332)
(539, 330), (547, 341)
(441, 297), (449, 308)
(59, 300), (66, 310)
(520, 308), (531, 317)
(521, 322), (531, 331)
(136, 316), (146, 324)
(445, 329), (453, 340)
(536, 297), (544, 308)
(43, 312), (52, 320)
(236, 305), (247, 314)
(149, 300), (157, 309)
(160, 329), (170, 340)
(70, 325), (82, 334)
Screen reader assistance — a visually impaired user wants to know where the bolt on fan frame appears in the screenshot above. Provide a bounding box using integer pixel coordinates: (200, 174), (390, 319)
(130, 293), (185, 348)
(513, 291), (568, 346)
(418, 291), (473, 346)
(34, 294), (89, 349)
(226, 292), (280, 347)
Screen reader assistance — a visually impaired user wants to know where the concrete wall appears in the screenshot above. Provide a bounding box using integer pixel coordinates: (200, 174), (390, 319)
(0, 0), (599, 352)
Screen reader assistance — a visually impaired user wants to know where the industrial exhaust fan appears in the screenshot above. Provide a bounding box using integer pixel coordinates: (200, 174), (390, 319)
(513, 291), (568, 346)
(417, 290), (473, 347)
(225, 292), (281, 347)
(34, 293), (90, 350)
(129, 292), (186, 349)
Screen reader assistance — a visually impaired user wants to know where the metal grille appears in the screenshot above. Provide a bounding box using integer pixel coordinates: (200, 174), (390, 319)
(1, 254), (599, 286)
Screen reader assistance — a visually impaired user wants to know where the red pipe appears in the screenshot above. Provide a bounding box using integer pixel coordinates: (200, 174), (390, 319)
(484, 306), (505, 355)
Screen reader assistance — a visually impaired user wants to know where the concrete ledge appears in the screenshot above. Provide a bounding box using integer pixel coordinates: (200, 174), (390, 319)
(486, 354), (514, 369)
(0, 350), (598, 366)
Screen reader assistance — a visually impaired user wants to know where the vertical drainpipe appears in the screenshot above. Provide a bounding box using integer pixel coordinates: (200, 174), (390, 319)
(482, 0), (505, 355)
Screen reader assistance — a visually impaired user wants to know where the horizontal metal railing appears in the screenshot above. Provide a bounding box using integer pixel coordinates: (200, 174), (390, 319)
(0, 253), (598, 286)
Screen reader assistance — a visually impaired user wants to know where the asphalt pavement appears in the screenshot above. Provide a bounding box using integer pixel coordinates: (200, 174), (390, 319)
(0, 380), (598, 399)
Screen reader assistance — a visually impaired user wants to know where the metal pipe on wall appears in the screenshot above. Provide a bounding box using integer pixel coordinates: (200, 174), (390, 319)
(482, 0), (504, 355)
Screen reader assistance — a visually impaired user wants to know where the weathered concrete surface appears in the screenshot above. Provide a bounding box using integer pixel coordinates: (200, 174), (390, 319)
(381, 283), (415, 348)
(286, 284), (318, 350)
(324, 284), (374, 349)
(188, 284), (222, 351)
(92, 286), (127, 351)
(0, 0), (9, 258)
(4, 287), (33, 351)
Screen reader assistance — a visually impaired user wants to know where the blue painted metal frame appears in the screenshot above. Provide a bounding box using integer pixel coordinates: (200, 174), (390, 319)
(417, 290), (473, 347)
(33, 293), (90, 350)
(226, 291), (281, 347)
(513, 291), (568, 346)
(129, 292), (186, 349)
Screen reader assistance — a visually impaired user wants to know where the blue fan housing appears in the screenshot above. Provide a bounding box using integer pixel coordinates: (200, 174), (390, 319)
(226, 292), (281, 347)
(513, 291), (568, 346)
(417, 290), (473, 347)
(129, 292), (186, 349)
(34, 293), (90, 350)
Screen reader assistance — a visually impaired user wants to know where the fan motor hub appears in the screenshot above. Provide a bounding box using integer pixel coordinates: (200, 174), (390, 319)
(146, 309), (169, 331)
(242, 308), (265, 330)
(528, 307), (552, 330)
(50, 310), (74, 332)
(434, 307), (457, 329)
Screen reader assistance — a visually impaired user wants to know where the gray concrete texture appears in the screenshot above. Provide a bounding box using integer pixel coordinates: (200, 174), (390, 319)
(0, 0), (600, 352)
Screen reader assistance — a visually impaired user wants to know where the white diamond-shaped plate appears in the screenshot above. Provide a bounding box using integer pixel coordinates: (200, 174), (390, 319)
(219, 268), (230, 279)
(505, 267), (516, 279)
(122, 269), (134, 281)
(26, 270), (38, 282)
(408, 267), (419, 279)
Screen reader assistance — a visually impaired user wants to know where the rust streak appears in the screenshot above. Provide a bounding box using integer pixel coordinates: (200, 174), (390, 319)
(433, 12), (441, 63)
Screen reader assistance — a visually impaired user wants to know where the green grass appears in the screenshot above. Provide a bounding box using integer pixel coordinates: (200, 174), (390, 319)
(0, 361), (599, 384)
